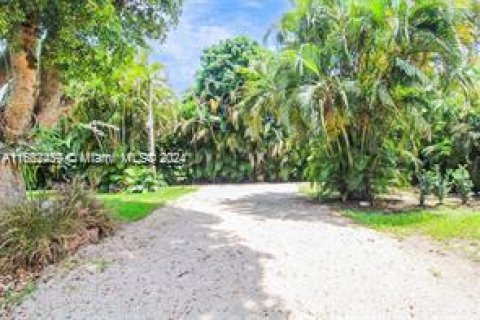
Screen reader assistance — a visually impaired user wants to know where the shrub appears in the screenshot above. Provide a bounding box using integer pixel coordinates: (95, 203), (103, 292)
(417, 169), (436, 206)
(119, 167), (167, 193)
(0, 181), (114, 274)
(451, 165), (474, 204)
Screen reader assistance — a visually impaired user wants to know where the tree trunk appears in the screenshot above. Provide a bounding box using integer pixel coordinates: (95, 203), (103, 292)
(36, 68), (66, 128)
(147, 79), (156, 177)
(0, 162), (26, 209)
(0, 24), (38, 207)
(0, 71), (7, 88)
(2, 24), (38, 143)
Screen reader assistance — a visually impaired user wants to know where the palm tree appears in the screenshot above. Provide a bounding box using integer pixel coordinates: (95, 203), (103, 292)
(245, 0), (475, 201)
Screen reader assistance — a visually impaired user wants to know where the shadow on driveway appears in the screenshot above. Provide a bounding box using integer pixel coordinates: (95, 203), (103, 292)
(221, 190), (351, 227)
(14, 207), (290, 319)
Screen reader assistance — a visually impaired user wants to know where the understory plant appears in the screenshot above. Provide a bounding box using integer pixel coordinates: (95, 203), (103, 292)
(417, 165), (474, 205)
(417, 169), (436, 206)
(118, 167), (167, 193)
(451, 165), (474, 204)
(432, 166), (452, 205)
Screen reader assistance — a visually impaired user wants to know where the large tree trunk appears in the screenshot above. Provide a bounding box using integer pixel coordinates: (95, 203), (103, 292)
(36, 68), (66, 128)
(2, 24), (38, 142)
(0, 24), (38, 207)
(0, 162), (26, 209)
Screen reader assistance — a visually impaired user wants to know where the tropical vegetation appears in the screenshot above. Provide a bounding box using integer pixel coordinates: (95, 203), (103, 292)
(1, 0), (479, 311)
(1, 0), (476, 203)
(0, 0), (182, 206)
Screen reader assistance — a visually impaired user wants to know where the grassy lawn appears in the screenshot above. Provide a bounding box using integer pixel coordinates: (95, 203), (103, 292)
(28, 187), (196, 222)
(96, 186), (196, 222)
(299, 184), (480, 242)
(344, 208), (480, 241)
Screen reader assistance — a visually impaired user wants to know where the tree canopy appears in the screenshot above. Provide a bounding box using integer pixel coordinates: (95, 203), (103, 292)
(0, 0), (182, 78)
(0, 0), (182, 206)
(194, 36), (262, 103)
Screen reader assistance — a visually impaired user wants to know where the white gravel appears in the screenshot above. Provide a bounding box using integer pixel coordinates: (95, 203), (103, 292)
(13, 183), (480, 319)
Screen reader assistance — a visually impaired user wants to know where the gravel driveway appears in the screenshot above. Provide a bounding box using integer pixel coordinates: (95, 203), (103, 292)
(14, 184), (480, 319)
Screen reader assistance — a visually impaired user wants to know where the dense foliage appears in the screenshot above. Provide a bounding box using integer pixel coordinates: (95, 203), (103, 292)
(0, 0), (183, 208)
(164, 37), (306, 183)
(23, 0), (480, 203)
(0, 0), (182, 80)
(243, 0), (480, 201)
(23, 56), (178, 191)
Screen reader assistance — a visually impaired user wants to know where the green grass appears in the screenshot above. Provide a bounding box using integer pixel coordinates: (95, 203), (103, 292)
(28, 186), (196, 222)
(96, 186), (196, 222)
(298, 184), (480, 242)
(344, 208), (480, 241)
